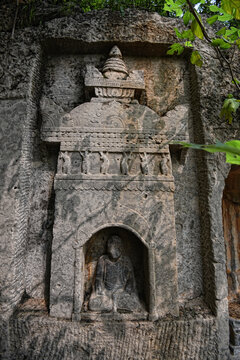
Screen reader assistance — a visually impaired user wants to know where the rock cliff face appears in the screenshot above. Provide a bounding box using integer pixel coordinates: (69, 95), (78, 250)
(0, 7), (239, 360)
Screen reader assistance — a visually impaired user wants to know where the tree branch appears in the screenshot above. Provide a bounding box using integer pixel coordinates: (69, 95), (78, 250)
(186, 0), (240, 92)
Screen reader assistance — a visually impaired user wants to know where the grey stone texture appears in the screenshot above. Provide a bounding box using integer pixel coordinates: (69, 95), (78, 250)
(0, 7), (239, 360)
(10, 313), (218, 360)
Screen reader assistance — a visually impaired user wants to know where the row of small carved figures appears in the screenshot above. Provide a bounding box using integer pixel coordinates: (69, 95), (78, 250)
(58, 151), (171, 176)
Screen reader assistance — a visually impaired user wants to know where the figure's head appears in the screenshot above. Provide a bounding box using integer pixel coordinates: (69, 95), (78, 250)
(107, 235), (123, 260)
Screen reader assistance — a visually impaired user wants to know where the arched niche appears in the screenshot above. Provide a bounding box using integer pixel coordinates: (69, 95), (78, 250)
(80, 226), (149, 320)
(222, 165), (240, 316)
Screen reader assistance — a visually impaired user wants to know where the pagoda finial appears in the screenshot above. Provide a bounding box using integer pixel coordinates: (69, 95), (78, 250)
(102, 45), (129, 80)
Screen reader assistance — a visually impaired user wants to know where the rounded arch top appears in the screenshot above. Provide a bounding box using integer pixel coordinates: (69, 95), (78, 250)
(73, 204), (152, 249)
(80, 222), (150, 249)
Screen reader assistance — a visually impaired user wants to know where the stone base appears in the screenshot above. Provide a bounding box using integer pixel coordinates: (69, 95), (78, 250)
(8, 311), (223, 360)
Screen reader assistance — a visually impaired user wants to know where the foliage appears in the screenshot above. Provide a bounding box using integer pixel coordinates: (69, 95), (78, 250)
(165, 0), (240, 123)
(18, 0), (168, 18)
(177, 140), (240, 164)
(220, 94), (240, 123)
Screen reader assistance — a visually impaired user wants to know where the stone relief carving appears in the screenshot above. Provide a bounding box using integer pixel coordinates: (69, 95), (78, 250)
(140, 152), (149, 175)
(58, 151), (71, 174)
(71, 152), (82, 174)
(89, 235), (142, 313)
(99, 151), (109, 174)
(56, 151), (172, 177)
(120, 152), (132, 175)
(80, 151), (91, 174)
(159, 155), (170, 176)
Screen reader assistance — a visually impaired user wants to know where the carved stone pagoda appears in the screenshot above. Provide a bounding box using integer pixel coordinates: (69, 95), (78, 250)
(41, 46), (179, 321)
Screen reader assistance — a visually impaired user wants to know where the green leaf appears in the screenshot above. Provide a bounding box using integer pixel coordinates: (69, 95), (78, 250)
(212, 38), (223, 46)
(219, 41), (232, 49)
(175, 141), (240, 165)
(164, 0), (184, 17)
(216, 27), (226, 36)
(220, 96), (240, 123)
(227, 33), (239, 41)
(218, 13), (234, 21)
(191, 0), (201, 4)
(232, 78), (240, 85)
(167, 43), (184, 55)
(164, 4), (173, 12)
(190, 50), (203, 67)
(182, 29), (195, 41)
(225, 140), (240, 164)
(207, 15), (218, 25)
(212, 38), (231, 49)
(225, 27), (238, 36)
(174, 28), (183, 39)
(209, 5), (221, 12)
(221, 0), (240, 20)
(224, 27), (239, 41)
(183, 11), (191, 25)
(185, 41), (193, 47)
(175, 8), (183, 16)
(191, 18), (204, 39)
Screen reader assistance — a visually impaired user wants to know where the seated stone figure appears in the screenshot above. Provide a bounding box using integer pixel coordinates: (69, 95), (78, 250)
(89, 235), (142, 313)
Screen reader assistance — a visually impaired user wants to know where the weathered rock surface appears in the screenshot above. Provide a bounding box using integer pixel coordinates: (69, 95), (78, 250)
(0, 7), (239, 360)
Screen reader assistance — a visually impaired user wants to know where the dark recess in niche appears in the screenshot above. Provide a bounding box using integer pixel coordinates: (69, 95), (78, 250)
(82, 226), (149, 313)
(169, 144), (181, 163)
(169, 144), (186, 166)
